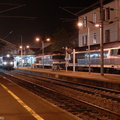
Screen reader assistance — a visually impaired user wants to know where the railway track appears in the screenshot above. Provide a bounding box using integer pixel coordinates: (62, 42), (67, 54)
(0, 70), (120, 120)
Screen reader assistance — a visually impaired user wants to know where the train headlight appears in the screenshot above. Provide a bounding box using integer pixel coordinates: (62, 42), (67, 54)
(3, 62), (7, 65)
(10, 62), (14, 65)
(6, 54), (10, 57)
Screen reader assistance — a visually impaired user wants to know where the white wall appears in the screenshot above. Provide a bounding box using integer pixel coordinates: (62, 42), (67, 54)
(78, 0), (120, 47)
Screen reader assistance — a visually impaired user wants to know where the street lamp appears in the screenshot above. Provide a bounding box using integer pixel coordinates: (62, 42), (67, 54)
(65, 47), (68, 72)
(79, 20), (104, 76)
(35, 37), (50, 69)
(78, 22), (91, 74)
(95, 23), (104, 76)
(100, 0), (104, 76)
(20, 46), (23, 67)
(24, 45), (30, 55)
(26, 45), (29, 48)
(19, 45), (30, 67)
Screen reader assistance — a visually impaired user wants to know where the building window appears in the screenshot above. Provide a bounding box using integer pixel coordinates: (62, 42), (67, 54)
(82, 35), (87, 46)
(82, 36), (84, 46)
(103, 9), (105, 21)
(105, 30), (110, 43)
(93, 13), (96, 23)
(118, 49), (120, 55)
(83, 16), (87, 27)
(110, 49), (117, 56)
(93, 33), (97, 44)
(84, 35), (87, 45)
(106, 7), (110, 20)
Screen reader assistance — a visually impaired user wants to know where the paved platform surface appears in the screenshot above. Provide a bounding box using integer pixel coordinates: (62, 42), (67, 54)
(18, 67), (120, 84)
(0, 75), (81, 120)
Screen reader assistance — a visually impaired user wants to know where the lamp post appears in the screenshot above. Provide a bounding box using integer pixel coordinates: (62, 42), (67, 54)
(20, 35), (23, 67)
(20, 45), (30, 67)
(20, 45), (23, 67)
(100, 0), (104, 76)
(65, 47), (68, 72)
(73, 49), (75, 72)
(95, 22), (104, 76)
(36, 37), (50, 69)
(78, 22), (91, 74)
(23, 45), (30, 55)
(87, 27), (91, 74)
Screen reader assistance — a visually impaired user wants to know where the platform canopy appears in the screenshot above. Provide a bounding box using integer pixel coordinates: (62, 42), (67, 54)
(0, 38), (17, 55)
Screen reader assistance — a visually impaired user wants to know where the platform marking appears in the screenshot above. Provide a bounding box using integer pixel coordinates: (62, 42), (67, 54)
(0, 83), (44, 120)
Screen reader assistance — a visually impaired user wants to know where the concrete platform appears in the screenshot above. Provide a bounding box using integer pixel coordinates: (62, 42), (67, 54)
(0, 76), (81, 120)
(16, 67), (120, 91)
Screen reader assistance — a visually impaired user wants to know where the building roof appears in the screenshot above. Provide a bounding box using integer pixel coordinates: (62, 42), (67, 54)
(76, 0), (114, 16)
(75, 41), (120, 52)
(0, 38), (17, 55)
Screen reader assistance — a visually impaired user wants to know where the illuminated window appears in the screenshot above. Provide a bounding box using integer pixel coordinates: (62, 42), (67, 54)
(93, 13), (96, 23)
(83, 16), (87, 27)
(82, 35), (87, 46)
(93, 33), (97, 44)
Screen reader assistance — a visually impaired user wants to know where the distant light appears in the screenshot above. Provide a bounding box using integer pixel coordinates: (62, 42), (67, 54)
(36, 38), (40, 41)
(10, 62), (14, 65)
(95, 24), (100, 27)
(26, 45), (29, 48)
(78, 22), (83, 27)
(46, 38), (50, 41)
(20, 46), (22, 49)
(6, 54), (10, 57)
(3, 62), (7, 65)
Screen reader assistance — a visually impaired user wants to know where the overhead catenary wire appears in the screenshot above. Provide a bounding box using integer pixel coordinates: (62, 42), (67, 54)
(59, 6), (79, 17)
(0, 3), (37, 19)
(0, 3), (21, 6)
(0, 4), (26, 14)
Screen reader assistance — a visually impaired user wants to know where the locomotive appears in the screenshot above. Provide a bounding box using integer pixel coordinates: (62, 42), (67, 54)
(0, 53), (14, 70)
(34, 53), (65, 69)
(35, 42), (120, 73)
(68, 42), (120, 73)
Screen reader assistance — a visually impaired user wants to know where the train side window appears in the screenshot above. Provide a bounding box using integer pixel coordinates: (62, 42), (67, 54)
(80, 53), (85, 59)
(118, 49), (120, 55)
(96, 52), (100, 58)
(110, 49), (114, 56)
(110, 49), (117, 56)
(35, 58), (40, 63)
(59, 55), (65, 59)
(90, 52), (96, 58)
(104, 51), (108, 58)
(85, 53), (88, 58)
(74, 53), (84, 59)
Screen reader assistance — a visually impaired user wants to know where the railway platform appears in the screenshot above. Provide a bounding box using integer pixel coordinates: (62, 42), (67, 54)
(0, 68), (120, 120)
(17, 67), (120, 91)
(0, 74), (81, 120)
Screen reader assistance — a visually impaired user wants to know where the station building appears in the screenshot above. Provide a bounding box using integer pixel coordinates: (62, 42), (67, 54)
(0, 37), (52, 68)
(9, 47), (36, 68)
(77, 0), (120, 47)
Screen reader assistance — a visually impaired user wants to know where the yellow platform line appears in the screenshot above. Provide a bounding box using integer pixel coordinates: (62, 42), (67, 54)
(0, 83), (44, 120)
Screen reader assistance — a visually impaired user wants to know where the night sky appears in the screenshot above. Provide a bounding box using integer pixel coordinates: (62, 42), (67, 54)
(0, 0), (97, 47)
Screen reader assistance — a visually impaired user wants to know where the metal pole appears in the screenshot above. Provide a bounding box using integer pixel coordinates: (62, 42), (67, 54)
(24, 47), (25, 55)
(88, 27), (91, 74)
(65, 47), (68, 72)
(73, 49), (75, 72)
(42, 40), (44, 69)
(21, 35), (23, 67)
(100, 0), (104, 76)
